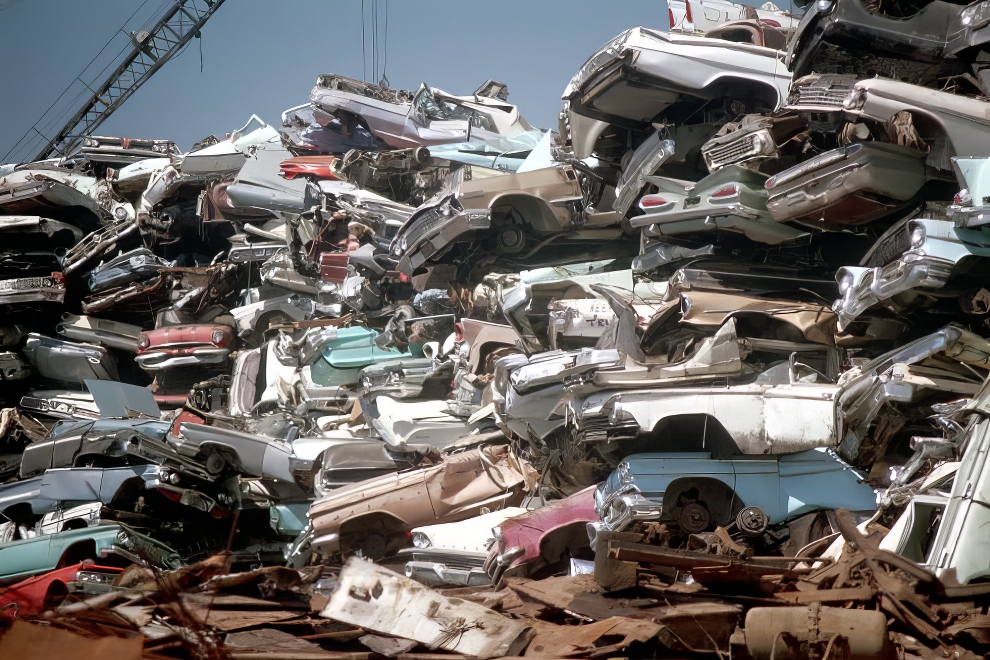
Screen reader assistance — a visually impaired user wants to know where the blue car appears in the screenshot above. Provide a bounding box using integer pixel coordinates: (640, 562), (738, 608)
(594, 448), (877, 534)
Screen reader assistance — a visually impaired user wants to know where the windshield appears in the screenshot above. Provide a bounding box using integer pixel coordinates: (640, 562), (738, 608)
(413, 85), (497, 132)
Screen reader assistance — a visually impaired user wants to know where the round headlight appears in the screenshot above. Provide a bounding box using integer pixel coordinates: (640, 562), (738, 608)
(137, 334), (150, 350)
(114, 205), (129, 221)
(910, 224), (926, 248)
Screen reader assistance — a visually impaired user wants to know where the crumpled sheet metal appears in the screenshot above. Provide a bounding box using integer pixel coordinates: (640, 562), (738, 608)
(321, 557), (533, 658)
(676, 290), (838, 346)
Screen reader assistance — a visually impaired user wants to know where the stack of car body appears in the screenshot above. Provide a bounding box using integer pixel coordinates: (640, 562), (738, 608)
(0, 2), (989, 657)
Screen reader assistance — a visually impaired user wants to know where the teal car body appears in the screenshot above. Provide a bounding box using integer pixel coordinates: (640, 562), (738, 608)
(0, 523), (181, 584)
(308, 326), (411, 387)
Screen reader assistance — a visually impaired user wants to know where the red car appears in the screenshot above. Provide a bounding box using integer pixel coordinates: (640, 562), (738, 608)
(136, 324), (234, 371)
(279, 155), (337, 181)
(137, 325), (234, 406)
(0, 564), (121, 619)
(484, 485), (599, 583)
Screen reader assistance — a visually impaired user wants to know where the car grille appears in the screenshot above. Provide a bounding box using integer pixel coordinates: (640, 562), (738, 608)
(787, 75), (857, 110)
(704, 133), (761, 170)
(404, 549), (487, 570)
(864, 227), (911, 268)
(581, 413), (638, 444)
(0, 276), (56, 291)
(582, 413), (611, 444)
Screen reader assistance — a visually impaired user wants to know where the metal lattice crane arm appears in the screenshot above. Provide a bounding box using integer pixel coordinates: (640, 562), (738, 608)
(35, 0), (226, 162)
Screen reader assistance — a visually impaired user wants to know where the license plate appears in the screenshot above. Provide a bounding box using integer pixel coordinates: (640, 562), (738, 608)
(683, 195), (701, 209)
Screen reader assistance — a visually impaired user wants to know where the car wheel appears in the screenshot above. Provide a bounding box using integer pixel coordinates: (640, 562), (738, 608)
(495, 223), (526, 254)
(679, 501), (711, 533)
(205, 453), (226, 475)
(357, 533), (387, 561)
(735, 506), (769, 537)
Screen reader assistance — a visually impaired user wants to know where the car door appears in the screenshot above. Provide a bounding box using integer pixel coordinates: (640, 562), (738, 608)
(0, 535), (54, 581)
(762, 384), (838, 453)
(39, 466), (109, 502)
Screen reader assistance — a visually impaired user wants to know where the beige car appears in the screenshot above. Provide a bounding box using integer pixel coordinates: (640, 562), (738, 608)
(390, 164), (621, 275)
(309, 443), (537, 559)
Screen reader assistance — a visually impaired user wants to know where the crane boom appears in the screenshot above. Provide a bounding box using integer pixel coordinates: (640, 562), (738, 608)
(35, 0), (226, 162)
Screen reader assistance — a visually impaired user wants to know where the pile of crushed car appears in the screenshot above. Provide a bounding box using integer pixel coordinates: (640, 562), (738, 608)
(1, 1), (990, 657)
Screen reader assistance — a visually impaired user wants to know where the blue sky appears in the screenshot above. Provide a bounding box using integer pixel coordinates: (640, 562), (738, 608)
(0, 0), (674, 160)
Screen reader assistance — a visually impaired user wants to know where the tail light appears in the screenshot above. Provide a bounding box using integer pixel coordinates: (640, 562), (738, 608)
(638, 195), (674, 213)
(668, 7), (676, 27)
(639, 194), (672, 210)
(761, 19), (781, 27)
(685, 0), (693, 23)
(454, 322), (464, 342)
(709, 184), (740, 200)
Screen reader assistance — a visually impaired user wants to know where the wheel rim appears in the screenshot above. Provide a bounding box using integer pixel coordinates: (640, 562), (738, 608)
(679, 502), (711, 533)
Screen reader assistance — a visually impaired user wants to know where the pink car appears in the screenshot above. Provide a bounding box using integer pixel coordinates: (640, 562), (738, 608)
(136, 325), (234, 405)
(484, 485), (599, 583)
(136, 324), (234, 372)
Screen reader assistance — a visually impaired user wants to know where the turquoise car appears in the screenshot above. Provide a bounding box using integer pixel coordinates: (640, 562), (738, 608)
(0, 523), (181, 584)
(307, 326), (411, 387)
(595, 448), (877, 534)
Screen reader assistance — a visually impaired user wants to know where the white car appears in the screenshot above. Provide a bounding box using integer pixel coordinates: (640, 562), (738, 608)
(311, 75), (537, 150)
(562, 26), (792, 159)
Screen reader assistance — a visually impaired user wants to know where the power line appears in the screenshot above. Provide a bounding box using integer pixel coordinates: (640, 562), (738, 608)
(361, 0), (366, 82)
(371, 0), (378, 82)
(382, 0), (388, 85)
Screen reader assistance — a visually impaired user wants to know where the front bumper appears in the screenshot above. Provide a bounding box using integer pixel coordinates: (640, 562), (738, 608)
(405, 562), (490, 587)
(136, 347), (230, 371)
(594, 485), (663, 533)
(834, 255), (958, 327)
(402, 549), (491, 587)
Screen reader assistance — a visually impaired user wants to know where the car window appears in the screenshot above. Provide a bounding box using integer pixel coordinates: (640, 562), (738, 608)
(708, 26), (759, 45)
(414, 86), (493, 128)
